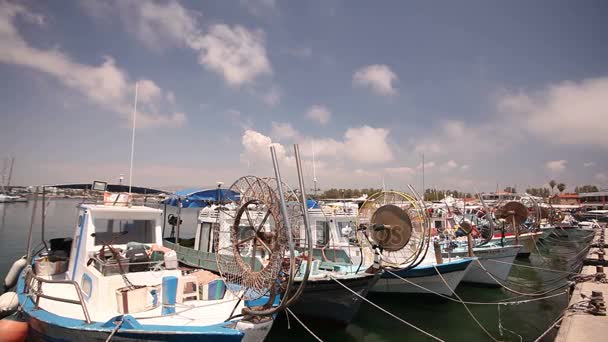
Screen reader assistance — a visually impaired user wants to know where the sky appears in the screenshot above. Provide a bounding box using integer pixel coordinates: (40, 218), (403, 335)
(0, 0), (607, 192)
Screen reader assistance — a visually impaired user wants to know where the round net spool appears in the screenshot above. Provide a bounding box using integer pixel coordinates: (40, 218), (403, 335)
(358, 191), (429, 268)
(214, 176), (287, 301)
(496, 201), (528, 227)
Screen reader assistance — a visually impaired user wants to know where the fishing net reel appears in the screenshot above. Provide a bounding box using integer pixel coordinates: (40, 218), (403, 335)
(495, 201), (528, 234)
(214, 176), (288, 314)
(357, 190), (430, 269)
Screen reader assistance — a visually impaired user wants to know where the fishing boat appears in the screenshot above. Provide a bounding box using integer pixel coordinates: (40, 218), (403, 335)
(0, 193), (28, 203)
(8, 179), (302, 342)
(443, 243), (521, 286)
(371, 251), (473, 295)
(353, 191), (475, 296)
(490, 231), (541, 257)
(166, 200), (380, 325)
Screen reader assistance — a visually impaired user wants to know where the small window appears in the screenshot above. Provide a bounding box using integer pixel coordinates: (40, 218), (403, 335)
(315, 221), (329, 246)
(93, 219), (156, 245)
(81, 274), (93, 299)
(434, 220), (443, 229)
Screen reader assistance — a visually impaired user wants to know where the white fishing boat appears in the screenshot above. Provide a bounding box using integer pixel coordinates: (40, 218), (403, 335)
(10, 187), (291, 342)
(490, 231), (541, 257)
(443, 243), (521, 286)
(370, 252), (473, 295)
(0, 193), (28, 203)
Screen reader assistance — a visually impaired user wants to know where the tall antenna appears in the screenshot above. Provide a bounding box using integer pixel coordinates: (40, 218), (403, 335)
(6, 157), (14, 192)
(422, 153), (425, 200)
(128, 82), (138, 195)
(311, 141), (318, 196)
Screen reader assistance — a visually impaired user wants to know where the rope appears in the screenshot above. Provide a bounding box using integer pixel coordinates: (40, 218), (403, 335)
(484, 258), (580, 275)
(497, 304), (522, 342)
(384, 269), (568, 305)
(329, 276), (445, 342)
(473, 259), (572, 297)
(432, 264), (502, 342)
(285, 308), (324, 342)
(532, 315), (564, 342)
(105, 316), (124, 342)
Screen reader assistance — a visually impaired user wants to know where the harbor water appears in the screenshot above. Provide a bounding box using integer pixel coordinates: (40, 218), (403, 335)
(0, 200), (588, 341)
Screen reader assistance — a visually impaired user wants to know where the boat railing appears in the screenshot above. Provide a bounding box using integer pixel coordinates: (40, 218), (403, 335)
(23, 267), (92, 324)
(91, 255), (165, 276)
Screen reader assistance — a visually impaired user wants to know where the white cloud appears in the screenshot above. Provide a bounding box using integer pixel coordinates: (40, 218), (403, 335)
(384, 166), (415, 175)
(442, 160), (459, 171)
(306, 105), (331, 125)
(244, 125), (393, 166)
(271, 122), (300, 140)
(240, 0), (278, 16)
(417, 161), (436, 170)
(0, 2), (184, 128)
(584, 162), (596, 168)
(353, 64), (398, 96)
(498, 77), (608, 149)
(343, 126), (393, 163)
(546, 160), (567, 173)
(190, 24), (272, 87)
(241, 129), (290, 166)
(82, 0), (272, 88)
(595, 173), (607, 183)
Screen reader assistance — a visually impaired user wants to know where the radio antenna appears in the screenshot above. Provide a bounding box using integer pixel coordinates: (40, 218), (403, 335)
(128, 82), (138, 195)
(312, 140), (318, 196)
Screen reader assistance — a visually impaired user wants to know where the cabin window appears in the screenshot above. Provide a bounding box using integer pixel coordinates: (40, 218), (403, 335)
(336, 221), (354, 240)
(93, 219), (156, 245)
(198, 222), (213, 251)
(81, 274), (92, 299)
(315, 221), (329, 246)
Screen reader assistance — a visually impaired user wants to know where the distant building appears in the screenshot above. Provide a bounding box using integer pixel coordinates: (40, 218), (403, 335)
(549, 193), (580, 206)
(579, 191), (608, 210)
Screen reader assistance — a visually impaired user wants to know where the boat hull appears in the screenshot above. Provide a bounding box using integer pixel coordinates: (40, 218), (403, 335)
(17, 270), (272, 342)
(491, 232), (541, 258)
(451, 246), (520, 286)
(371, 259), (472, 295)
(287, 272), (381, 325)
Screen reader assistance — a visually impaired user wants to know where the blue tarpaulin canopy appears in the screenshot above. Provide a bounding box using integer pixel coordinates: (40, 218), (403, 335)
(164, 188), (240, 208)
(307, 199), (319, 209)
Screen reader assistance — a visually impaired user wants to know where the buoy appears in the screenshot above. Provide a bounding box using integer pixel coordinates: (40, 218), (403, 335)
(3, 257), (26, 291)
(0, 318), (28, 342)
(0, 292), (18, 319)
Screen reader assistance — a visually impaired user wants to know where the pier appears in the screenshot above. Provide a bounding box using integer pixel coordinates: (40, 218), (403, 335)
(555, 224), (608, 342)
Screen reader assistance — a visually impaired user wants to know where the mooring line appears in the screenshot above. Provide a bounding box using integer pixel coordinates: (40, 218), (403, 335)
(285, 308), (324, 342)
(474, 259), (571, 297)
(432, 264), (503, 342)
(329, 276), (445, 342)
(484, 258), (581, 275)
(384, 269), (567, 305)
(497, 304), (522, 342)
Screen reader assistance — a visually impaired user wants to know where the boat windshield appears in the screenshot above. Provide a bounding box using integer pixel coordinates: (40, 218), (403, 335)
(93, 219), (156, 245)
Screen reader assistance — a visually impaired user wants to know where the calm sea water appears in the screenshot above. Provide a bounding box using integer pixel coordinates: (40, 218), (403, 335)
(0, 199), (590, 341)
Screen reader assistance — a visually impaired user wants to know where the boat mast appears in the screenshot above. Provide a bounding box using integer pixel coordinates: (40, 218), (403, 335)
(311, 141), (318, 196)
(128, 82), (138, 196)
(5, 157), (14, 193)
(422, 153), (425, 200)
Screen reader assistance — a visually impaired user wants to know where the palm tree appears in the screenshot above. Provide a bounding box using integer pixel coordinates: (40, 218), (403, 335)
(557, 183), (566, 193)
(549, 180), (557, 194)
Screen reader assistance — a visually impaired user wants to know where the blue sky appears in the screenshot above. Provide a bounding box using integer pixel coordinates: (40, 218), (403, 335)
(0, 0), (607, 192)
